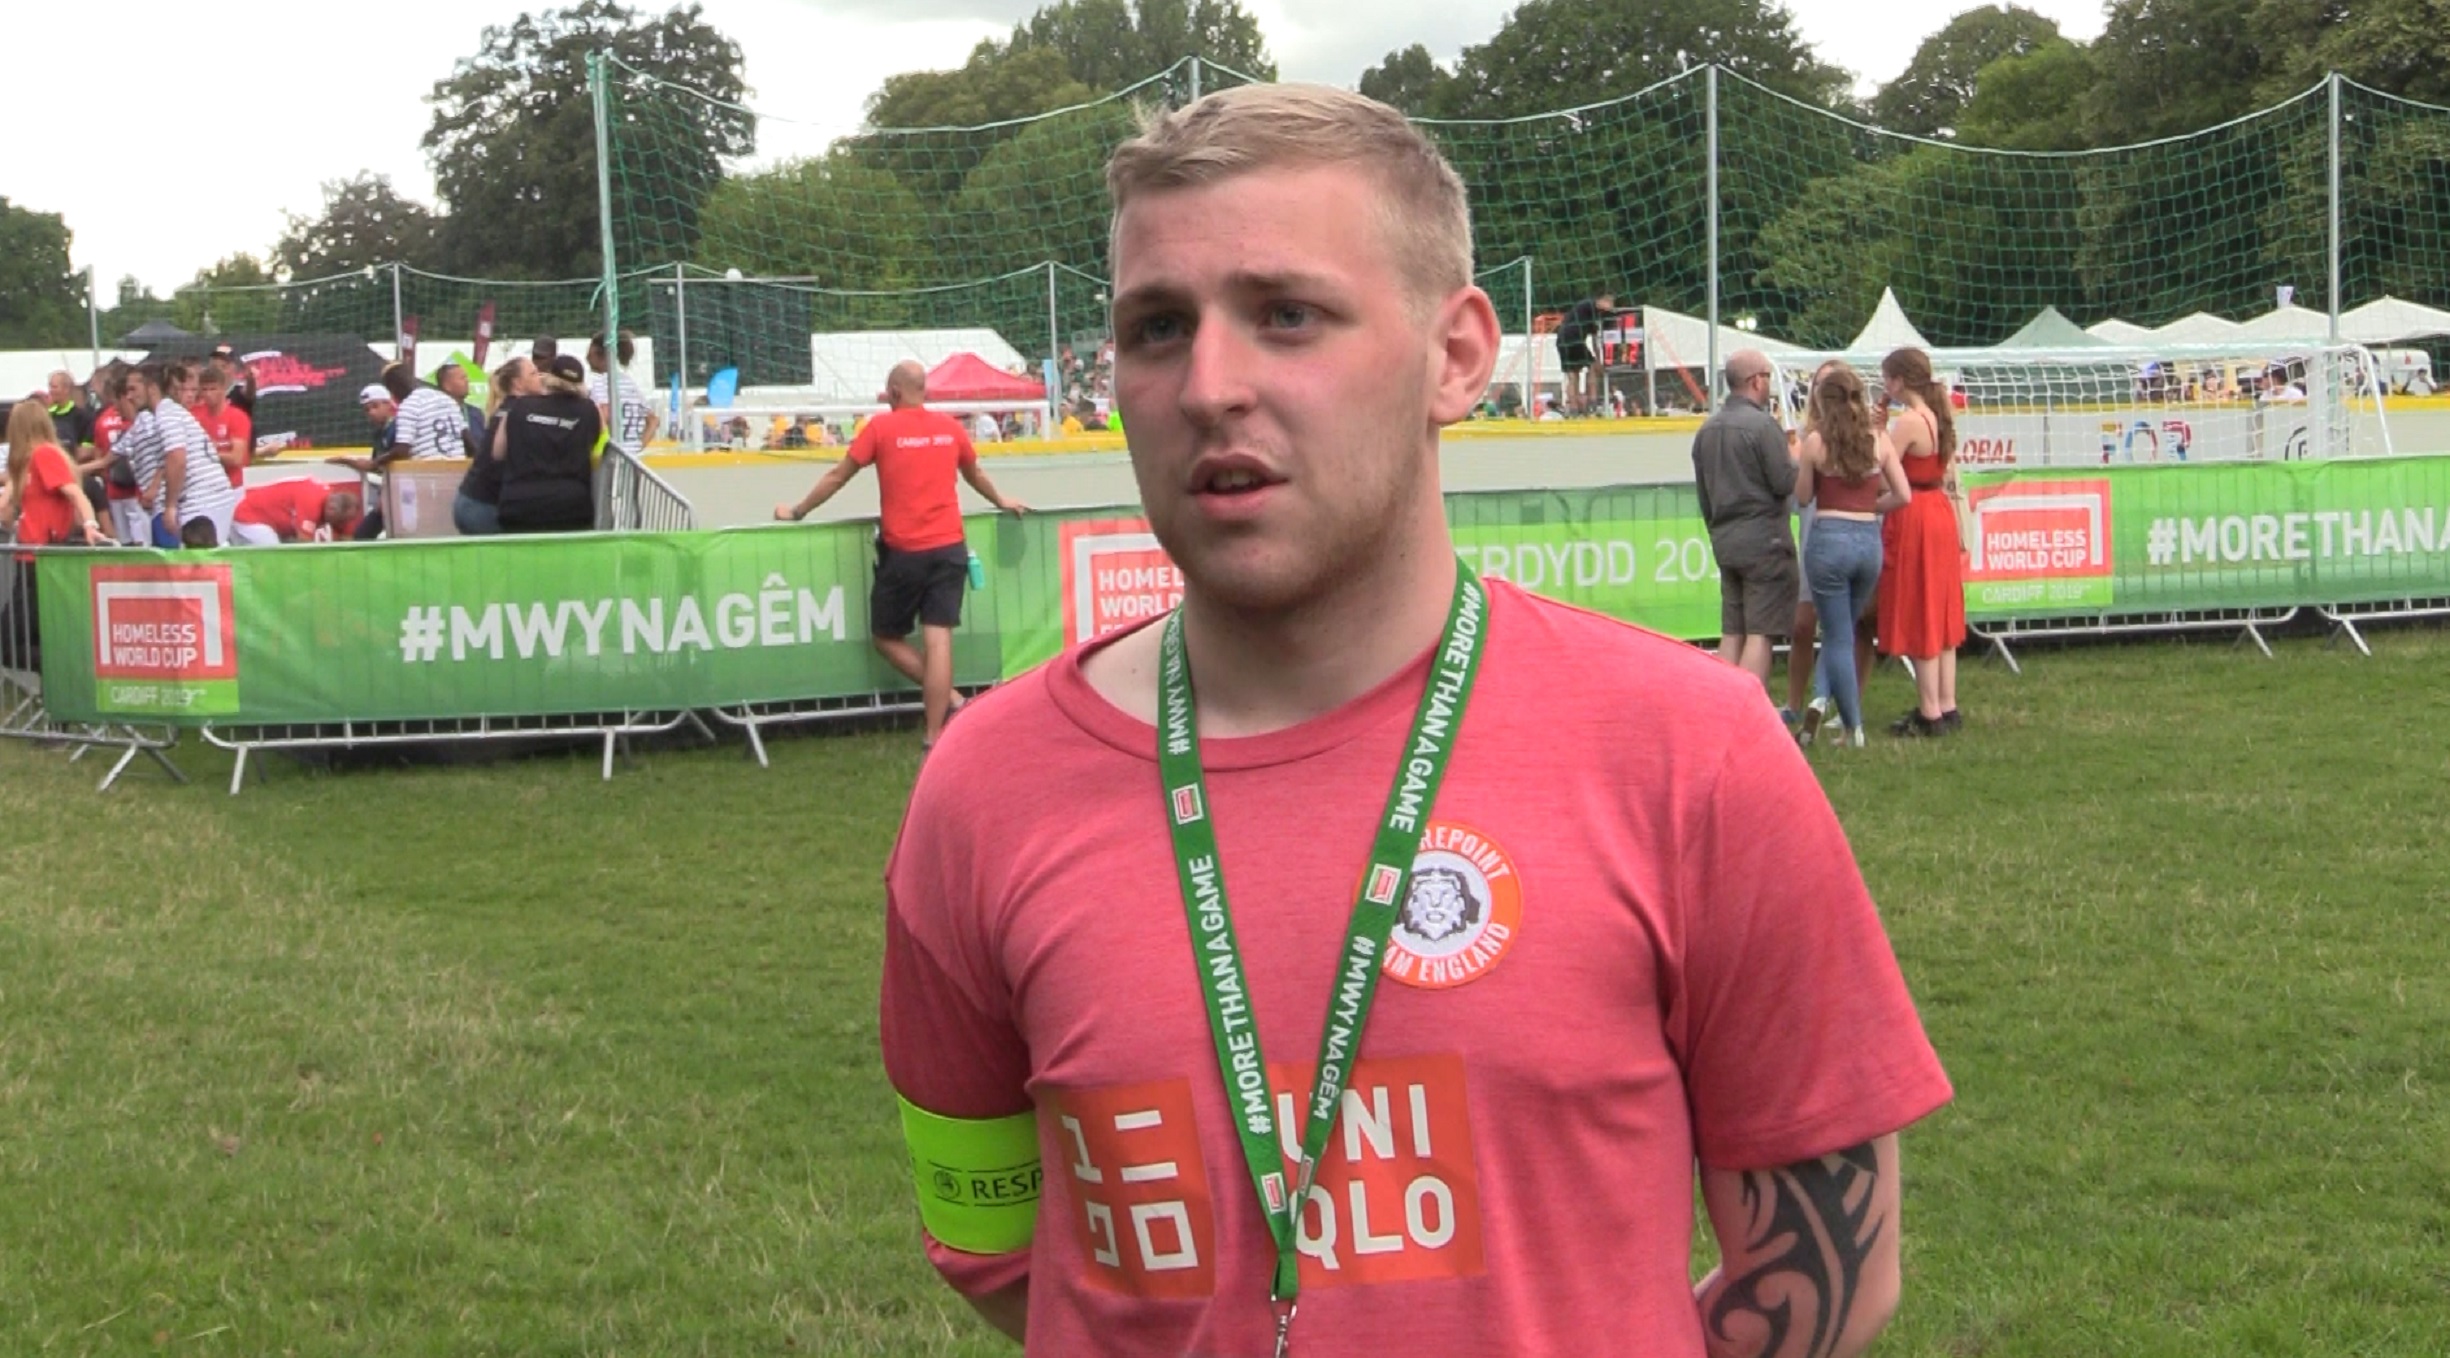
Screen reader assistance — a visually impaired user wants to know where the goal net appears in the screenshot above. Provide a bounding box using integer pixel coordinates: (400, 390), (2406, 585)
(1773, 342), (2393, 467)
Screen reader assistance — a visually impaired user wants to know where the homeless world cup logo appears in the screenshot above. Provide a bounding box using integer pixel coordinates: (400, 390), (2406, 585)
(1060, 518), (1184, 646)
(89, 564), (241, 716)
(1964, 478), (2115, 612)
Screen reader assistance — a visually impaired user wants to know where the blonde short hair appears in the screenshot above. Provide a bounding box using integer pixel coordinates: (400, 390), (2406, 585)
(1106, 83), (1474, 308)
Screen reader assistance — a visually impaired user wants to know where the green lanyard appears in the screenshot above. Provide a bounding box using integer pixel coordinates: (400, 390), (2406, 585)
(1156, 562), (1487, 1357)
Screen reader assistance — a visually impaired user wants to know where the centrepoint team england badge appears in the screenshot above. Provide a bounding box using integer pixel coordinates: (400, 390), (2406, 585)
(1384, 821), (1522, 989)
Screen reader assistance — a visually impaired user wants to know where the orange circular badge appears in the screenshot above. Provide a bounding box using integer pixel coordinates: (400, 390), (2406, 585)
(1383, 821), (1522, 989)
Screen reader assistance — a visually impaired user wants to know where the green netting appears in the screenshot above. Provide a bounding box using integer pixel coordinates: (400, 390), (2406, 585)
(170, 265), (611, 354)
(586, 57), (2450, 412)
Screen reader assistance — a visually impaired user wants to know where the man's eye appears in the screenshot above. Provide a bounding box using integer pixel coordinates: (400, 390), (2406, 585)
(1129, 314), (1186, 345)
(1264, 303), (1315, 330)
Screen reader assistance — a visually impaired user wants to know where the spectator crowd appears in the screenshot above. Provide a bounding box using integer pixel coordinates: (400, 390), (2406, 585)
(0, 330), (669, 554)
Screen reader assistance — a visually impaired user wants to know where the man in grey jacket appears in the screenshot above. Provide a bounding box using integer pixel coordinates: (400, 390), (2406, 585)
(1691, 349), (1797, 692)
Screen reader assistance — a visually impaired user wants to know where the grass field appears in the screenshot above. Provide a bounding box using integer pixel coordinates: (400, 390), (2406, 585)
(4, 630), (2446, 1356)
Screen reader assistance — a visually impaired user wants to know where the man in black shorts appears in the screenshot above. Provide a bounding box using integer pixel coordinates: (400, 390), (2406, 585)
(1555, 290), (1615, 415)
(1692, 348), (1799, 694)
(776, 362), (1028, 748)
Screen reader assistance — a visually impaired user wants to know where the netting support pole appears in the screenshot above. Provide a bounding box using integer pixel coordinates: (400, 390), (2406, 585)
(675, 262), (689, 407)
(389, 263), (404, 356)
(1522, 257), (1535, 405)
(591, 50), (622, 454)
(1705, 64), (1720, 414)
(2326, 72), (2342, 343)
(1188, 55), (1201, 105)
(86, 265), (100, 376)
(1046, 260), (1062, 428)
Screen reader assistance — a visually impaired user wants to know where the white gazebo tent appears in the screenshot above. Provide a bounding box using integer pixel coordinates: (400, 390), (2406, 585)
(2235, 303), (2333, 343)
(2152, 311), (2248, 345)
(1847, 287), (1934, 354)
(2340, 296), (2450, 346)
(2085, 318), (2159, 345)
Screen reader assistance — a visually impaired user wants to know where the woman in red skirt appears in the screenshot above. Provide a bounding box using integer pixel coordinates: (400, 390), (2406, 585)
(1876, 348), (1966, 737)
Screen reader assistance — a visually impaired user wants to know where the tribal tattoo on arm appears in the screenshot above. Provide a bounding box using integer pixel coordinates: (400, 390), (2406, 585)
(1701, 1140), (1890, 1358)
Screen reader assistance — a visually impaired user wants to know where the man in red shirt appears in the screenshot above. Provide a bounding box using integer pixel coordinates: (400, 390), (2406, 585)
(877, 85), (1950, 1358)
(774, 361), (1028, 747)
(89, 371), (146, 544)
(195, 370), (253, 484)
(231, 478), (362, 545)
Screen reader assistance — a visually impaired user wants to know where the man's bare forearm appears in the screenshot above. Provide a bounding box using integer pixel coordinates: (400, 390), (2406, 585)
(1696, 1136), (1901, 1358)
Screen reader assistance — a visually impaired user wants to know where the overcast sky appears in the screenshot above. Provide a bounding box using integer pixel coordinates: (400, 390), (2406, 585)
(8, 0), (2108, 299)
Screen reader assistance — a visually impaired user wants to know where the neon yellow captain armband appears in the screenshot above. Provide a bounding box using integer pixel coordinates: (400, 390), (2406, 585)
(898, 1095), (1042, 1254)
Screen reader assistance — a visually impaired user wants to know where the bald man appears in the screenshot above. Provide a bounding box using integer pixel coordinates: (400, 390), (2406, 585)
(777, 361), (1030, 749)
(1691, 349), (1799, 692)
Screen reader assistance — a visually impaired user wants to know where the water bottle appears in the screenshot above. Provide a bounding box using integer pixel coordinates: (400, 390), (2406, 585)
(967, 550), (987, 591)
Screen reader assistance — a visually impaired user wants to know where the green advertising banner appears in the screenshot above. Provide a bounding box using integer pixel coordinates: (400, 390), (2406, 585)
(35, 457), (2450, 728)
(36, 526), (1001, 726)
(1962, 455), (2450, 618)
(984, 484), (1724, 677)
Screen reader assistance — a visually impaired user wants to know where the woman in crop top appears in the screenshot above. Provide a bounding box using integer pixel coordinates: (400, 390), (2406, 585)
(1796, 366), (1910, 745)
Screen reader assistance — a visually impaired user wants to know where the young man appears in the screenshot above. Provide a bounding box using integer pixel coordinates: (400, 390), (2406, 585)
(1692, 349), (1799, 692)
(878, 86), (1949, 1357)
(230, 478), (362, 545)
(435, 362), (486, 450)
(774, 361), (1028, 748)
(194, 369), (253, 484)
(1554, 291), (1615, 416)
(586, 332), (660, 454)
(117, 362), (240, 549)
(92, 371), (147, 544)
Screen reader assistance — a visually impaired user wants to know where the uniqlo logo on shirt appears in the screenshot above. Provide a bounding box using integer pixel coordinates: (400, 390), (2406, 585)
(1272, 1052), (1483, 1289)
(1051, 1055), (1483, 1299)
(1052, 1079), (1218, 1299)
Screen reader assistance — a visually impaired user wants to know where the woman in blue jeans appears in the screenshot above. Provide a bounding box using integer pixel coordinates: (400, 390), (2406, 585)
(1794, 367), (1911, 746)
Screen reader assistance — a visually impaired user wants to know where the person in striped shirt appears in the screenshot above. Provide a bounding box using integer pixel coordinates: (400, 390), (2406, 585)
(119, 361), (240, 548)
(586, 331), (659, 454)
(384, 363), (475, 462)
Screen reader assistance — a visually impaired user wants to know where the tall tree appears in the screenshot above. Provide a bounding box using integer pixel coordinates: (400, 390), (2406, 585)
(1358, 44), (1451, 117)
(1871, 5), (2065, 138)
(2253, 0), (2450, 106)
(0, 197), (85, 349)
(1007, 0), (1276, 90)
(1407, 0), (1850, 120)
(272, 173), (441, 280)
(2082, 0), (2267, 145)
(1956, 40), (2099, 150)
(867, 44), (1101, 132)
(97, 276), (176, 345)
(424, 0), (753, 279)
(173, 254), (284, 335)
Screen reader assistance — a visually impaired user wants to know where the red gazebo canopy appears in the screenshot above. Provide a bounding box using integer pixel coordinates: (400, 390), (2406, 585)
(925, 351), (1045, 402)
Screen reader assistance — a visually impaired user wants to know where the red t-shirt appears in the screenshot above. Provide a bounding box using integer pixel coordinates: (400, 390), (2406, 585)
(95, 407), (135, 502)
(880, 582), (1952, 1356)
(200, 403), (253, 480)
(235, 479), (335, 541)
(13, 444), (81, 548)
(845, 405), (978, 552)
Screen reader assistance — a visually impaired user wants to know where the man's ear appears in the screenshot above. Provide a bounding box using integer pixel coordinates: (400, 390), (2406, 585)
(1428, 286), (1502, 428)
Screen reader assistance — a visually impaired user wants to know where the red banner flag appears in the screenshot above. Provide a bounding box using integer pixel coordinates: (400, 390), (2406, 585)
(398, 315), (420, 377)
(472, 302), (496, 368)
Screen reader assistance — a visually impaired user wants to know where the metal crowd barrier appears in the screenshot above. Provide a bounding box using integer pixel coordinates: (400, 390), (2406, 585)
(1969, 606), (2303, 673)
(199, 710), (718, 795)
(2319, 595), (2450, 656)
(0, 547), (187, 791)
(596, 446), (696, 532)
